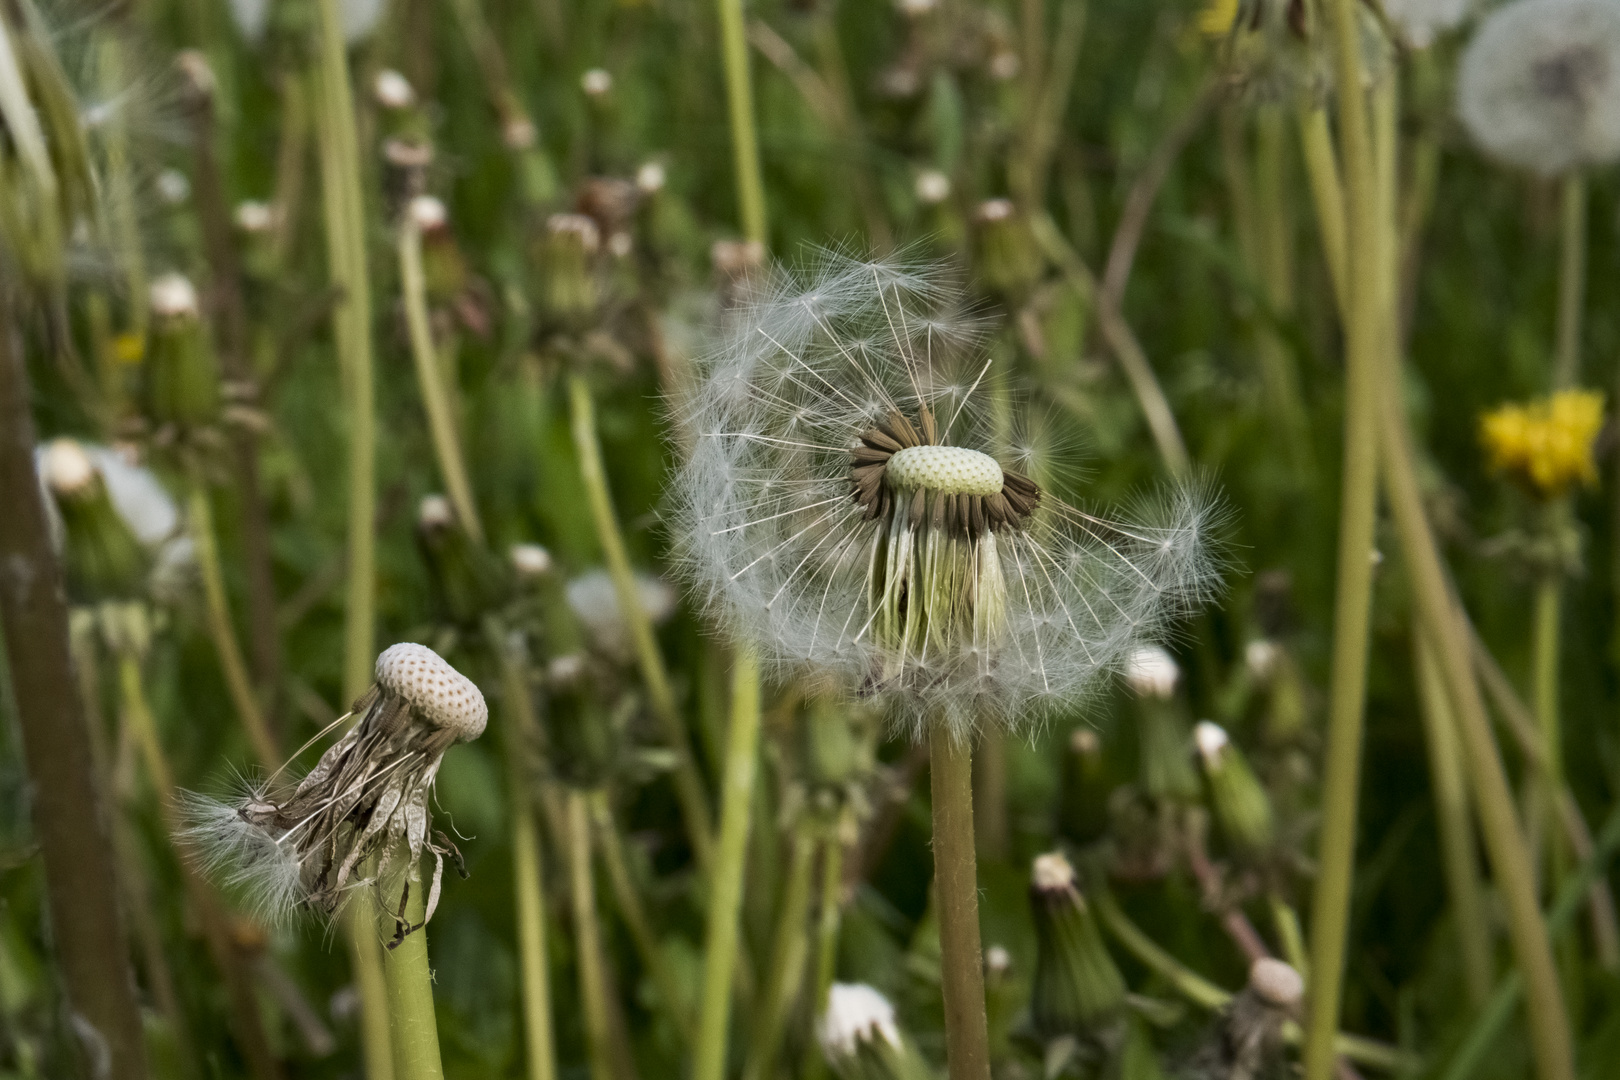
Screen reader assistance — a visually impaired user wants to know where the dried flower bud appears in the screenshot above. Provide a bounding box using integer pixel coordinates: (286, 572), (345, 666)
(1184, 957), (1300, 1080)
(409, 195), (448, 231)
(985, 944), (1012, 978)
(502, 115), (538, 150)
(1195, 721), (1276, 858)
(914, 169), (951, 205)
(176, 50), (217, 101)
(234, 200), (275, 233)
(42, 437), (96, 496)
(1248, 958), (1303, 1008)
(988, 50), (1020, 80)
(1030, 852), (1127, 1037)
(181, 643), (484, 933)
(509, 543), (554, 580)
(539, 214), (602, 326)
(39, 439), (148, 602)
(1244, 639), (1279, 681)
(1057, 725), (1111, 845)
(145, 275), (220, 430)
(417, 495), (507, 626)
(384, 138), (435, 170)
(417, 493), (454, 528)
(373, 69), (416, 109)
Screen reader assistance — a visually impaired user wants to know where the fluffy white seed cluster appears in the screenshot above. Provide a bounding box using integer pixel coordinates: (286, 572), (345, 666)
(818, 983), (902, 1057)
(375, 642), (488, 741)
(885, 444), (1003, 495)
(1458, 0), (1620, 175)
(670, 254), (1220, 738)
(566, 570), (678, 657)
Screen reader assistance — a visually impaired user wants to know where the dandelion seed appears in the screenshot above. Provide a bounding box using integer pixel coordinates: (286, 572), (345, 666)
(1458, 0), (1620, 175)
(669, 254), (1220, 740)
(180, 643), (486, 938)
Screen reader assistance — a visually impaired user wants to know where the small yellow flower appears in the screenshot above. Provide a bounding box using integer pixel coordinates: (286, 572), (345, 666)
(112, 332), (145, 366)
(1480, 389), (1606, 499)
(1198, 0), (1241, 36)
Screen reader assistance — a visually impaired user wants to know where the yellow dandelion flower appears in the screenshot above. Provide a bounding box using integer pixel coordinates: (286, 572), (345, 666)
(1198, 0), (1241, 36)
(1480, 388), (1606, 499)
(112, 332), (145, 366)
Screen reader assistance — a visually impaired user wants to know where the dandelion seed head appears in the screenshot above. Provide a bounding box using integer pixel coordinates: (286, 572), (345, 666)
(1458, 0), (1620, 175)
(818, 983), (902, 1057)
(670, 253), (1221, 739)
(566, 570), (678, 658)
(375, 642), (488, 741)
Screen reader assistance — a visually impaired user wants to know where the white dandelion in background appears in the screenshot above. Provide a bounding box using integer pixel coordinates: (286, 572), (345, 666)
(181, 643), (486, 940)
(1458, 0), (1620, 175)
(1384, 0), (1474, 49)
(669, 254), (1222, 740)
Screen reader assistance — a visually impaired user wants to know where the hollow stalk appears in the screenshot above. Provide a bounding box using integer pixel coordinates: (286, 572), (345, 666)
(693, 647), (763, 1080)
(716, 0), (766, 245)
(931, 728), (990, 1080)
(1301, 6), (1387, 1076)
(802, 818), (848, 1080)
(566, 789), (622, 1080)
(381, 869), (445, 1080)
(569, 374), (714, 868)
(743, 820), (817, 1080)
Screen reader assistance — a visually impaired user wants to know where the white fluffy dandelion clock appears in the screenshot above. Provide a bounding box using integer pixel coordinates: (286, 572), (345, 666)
(1458, 0), (1620, 176)
(181, 643), (486, 941)
(671, 255), (1221, 739)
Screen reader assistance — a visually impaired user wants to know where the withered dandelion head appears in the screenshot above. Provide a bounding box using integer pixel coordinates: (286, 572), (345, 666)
(670, 254), (1222, 741)
(1459, 0), (1620, 175)
(182, 643), (486, 940)
(1479, 388), (1605, 499)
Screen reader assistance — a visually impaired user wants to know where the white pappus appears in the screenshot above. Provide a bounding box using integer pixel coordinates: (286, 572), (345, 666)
(669, 253), (1222, 741)
(180, 643), (486, 941)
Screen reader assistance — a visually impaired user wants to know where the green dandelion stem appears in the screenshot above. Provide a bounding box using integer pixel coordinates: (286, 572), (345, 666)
(742, 819), (817, 1080)
(1555, 171), (1585, 389)
(566, 788), (623, 1080)
(693, 646), (763, 1080)
(381, 870), (445, 1080)
(716, 0), (766, 245)
(590, 790), (694, 1045)
(186, 477), (278, 770)
(569, 374), (715, 868)
(1414, 633), (1494, 1007)
(930, 727), (991, 1080)
(347, 905), (396, 1080)
(802, 816), (849, 1080)
(400, 216), (482, 543)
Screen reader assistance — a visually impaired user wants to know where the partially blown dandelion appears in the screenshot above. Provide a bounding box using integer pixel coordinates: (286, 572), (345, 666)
(1458, 0), (1620, 175)
(182, 643), (486, 940)
(672, 255), (1220, 739)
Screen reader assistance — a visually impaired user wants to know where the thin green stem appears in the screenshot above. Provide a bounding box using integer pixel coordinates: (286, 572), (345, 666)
(1533, 573), (1563, 878)
(1554, 171), (1585, 389)
(566, 788), (621, 1080)
(743, 820), (817, 1080)
(590, 790), (694, 1044)
(1441, 802), (1620, 1080)
(1414, 633), (1494, 1007)
(716, 0), (766, 245)
(401, 217), (482, 544)
(348, 905), (396, 1080)
(693, 646), (763, 1080)
(1301, 5), (1388, 1069)
(1297, 105), (1348, 316)
(1267, 895), (1309, 983)
(803, 819), (848, 1080)
(187, 477), (278, 770)
(930, 728), (989, 1080)
(313, 0), (376, 705)
(381, 872), (445, 1080)
(569, 374), (714, 869)
(486, 619), (558, 1080)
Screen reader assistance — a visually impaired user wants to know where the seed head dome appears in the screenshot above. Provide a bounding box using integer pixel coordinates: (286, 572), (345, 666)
(375, 642), (488, 741)
(1458, 0), (1620, 175)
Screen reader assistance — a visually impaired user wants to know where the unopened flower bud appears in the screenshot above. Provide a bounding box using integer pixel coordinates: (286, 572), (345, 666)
(416, 495), (507, 626)
(39, 439), (148, 601)
(1248, 958), (1303, 1008)
(539, 213), (601, 326)
(150, 273), (199, 320)
(1194, 721), (1276, 858)
(373, 68), (415, 109)
(145, 274), (220, 429)
(1057, 726), (1111, 845)
(1030, 852), (1127, 1037)
(816, 983), (929, 1080)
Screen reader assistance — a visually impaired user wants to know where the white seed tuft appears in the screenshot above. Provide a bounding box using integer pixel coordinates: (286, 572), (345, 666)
(234, 200), (275, 233)
(885, 444), (1003, 496)
(636, 161), (666, 194)
(150, 273), (199, 319)
(818, 983), (902, 1057)
(42, 438), (96, 495)
(581, 68), (613, 97)
(409, 195), (448, 231)
(914, 169), (951, 205)
(373, 68), (416, 109)
(374, 643), (488, 740)
(1031, 851), (1076, 892)
(1194, 720), (1229, 767)
(1125, 645), (1180, 700)
(510, 542), (554, 579)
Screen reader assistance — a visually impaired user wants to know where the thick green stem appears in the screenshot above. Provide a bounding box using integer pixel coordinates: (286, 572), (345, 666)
(486, 619), (557, 1080)
(716, 0), (766, 245)
(590, 790), (694, 1043)
(313, 0), (376, 705)
(381, 872), (445, 1080)
(930, 728), (990, 1080)
(569, 374), (714, 868)
(566, 789), (624, 1080)
(1414, 633), (1494, 1007)
(1301, 9), (1387, 1074)
(187, 478), (279, 769)
(743, 821), (817, 1080)
(1554, 171), (1585, 389)
(401, 218), (482, 544)
(693, 647), (763, 1080)
(1378, 363), (1573, 1080)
